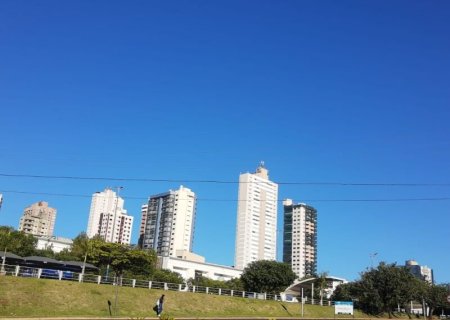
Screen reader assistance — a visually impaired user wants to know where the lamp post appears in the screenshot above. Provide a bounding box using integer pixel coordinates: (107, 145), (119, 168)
(370, 252), (378, 269)
(111, 186), (123, 316)
(111, 186), (123, 244)
(1, 230), (11, 274)
(81, 239), (90, 281)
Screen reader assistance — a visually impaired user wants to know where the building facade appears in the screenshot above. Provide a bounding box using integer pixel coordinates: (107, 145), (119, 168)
(18, 201), (56, 237)
(405, 260), (434, 284)
(86, 188), (133, 244)
(140, 186), (196, 257)
(160, 255), (243, 281)
(35, 236), (73, 253)
(282, 199), (317, 278)
(234, 163), (278, 270)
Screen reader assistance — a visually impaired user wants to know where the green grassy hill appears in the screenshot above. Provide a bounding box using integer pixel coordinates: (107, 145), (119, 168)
(0, 276), (367, 318)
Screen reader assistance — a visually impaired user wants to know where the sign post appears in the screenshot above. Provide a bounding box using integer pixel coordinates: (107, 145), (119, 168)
(335, 301), (354, 317)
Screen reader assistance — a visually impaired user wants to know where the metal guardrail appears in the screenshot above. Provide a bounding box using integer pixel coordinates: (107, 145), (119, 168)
(0, 263), (334, 306)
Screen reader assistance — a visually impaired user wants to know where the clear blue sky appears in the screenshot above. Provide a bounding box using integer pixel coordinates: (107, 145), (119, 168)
(1, 1), (449, 283)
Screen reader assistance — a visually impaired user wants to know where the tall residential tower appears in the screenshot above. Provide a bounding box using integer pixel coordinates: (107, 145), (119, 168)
(86, 188), (133, 244)
(282, 199), (317, 278)
(18, 201), (56, 237)
(234, 163), (278, 270)
(140, 186), (196, 257)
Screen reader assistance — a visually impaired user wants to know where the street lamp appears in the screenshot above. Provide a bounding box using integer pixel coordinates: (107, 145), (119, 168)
(111, 186), (123, 244)
(1, 230), (11, 274)
(370, 252), (378, 269)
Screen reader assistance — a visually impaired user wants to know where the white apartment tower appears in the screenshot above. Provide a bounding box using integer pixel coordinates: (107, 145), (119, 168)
(86, 188), (133, 244)
(18, 201), (56, 237)
(282, 199), (317, 278)
(234, 163), (278, 270)
(140, 186), (196, 257)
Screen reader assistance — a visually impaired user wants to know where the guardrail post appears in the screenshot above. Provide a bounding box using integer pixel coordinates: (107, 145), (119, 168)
(242, 291), (245, 298)
(231, 290), (233, 297)
(37, 269), (42, 279)
(206, 287), (209, 294)
(58, 271), (63, 280)
(97, 275), (101, 284)
(164, 282), (168, 290)
(253, 292), (256, 299)
(78, 273), (83, 282)
(219, 288), (222, 296)
(15, 266), (20, 277)
(193, 285), (196, 293)
(132, 279), (136, 288)
(178, 284), (182, 291)
(149, 281), (152, 289)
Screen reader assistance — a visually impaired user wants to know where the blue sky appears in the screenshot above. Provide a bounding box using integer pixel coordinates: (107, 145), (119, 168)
(0, 1), (449, 283)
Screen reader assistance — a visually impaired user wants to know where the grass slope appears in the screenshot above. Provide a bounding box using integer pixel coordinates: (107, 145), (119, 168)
(0, 276), (366, 318)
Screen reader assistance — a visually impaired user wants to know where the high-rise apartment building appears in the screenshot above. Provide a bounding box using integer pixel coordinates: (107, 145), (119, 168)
(140, 186), (196, 257)
(282, 199), (317, 278)
(405, 260), (434, 284)
(86, 188), (133, 244)
(18, 201), (56, 237)
(234, 163), (278, 270)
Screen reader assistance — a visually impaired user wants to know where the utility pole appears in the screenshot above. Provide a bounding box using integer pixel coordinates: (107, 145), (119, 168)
(370, 252), (378, 269)
(111, 186), (123, 316)
(1, 230), (11, 274)
(110, 186), (123, 244)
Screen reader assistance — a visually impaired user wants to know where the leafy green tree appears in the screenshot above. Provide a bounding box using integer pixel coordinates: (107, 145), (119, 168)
(0, 226), (37, 257)
(331, 282), (359, 302)
(151, 269), (184, 284)
(70, 232), (90, 261)
(225, 277), (244, 291)
(85, 238), (156, 280)
(423, 283), (450, 319)
(54, 248), (78, 261)
(34, 246), (56, 258)
(333, 262), (426, 318)
(187, 275), (244, 290)
(241, 260), (296, 293)
(315, 272), (329, 305)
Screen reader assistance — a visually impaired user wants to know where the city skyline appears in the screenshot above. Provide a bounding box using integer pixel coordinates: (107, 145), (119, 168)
(1, 1), (449, 283)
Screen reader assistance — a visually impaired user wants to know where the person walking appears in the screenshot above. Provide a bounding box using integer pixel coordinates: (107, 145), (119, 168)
(154, 294), (164, 318)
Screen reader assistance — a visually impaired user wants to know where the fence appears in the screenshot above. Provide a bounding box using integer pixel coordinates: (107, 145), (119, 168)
(0, 263), (334, 306)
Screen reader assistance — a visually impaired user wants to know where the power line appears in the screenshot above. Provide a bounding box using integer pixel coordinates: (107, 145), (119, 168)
(1, 189), (449, 203)
(1, 173), (449, 187)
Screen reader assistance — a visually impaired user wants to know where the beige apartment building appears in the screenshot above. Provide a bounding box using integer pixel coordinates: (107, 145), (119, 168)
(18, 201), (56, 237)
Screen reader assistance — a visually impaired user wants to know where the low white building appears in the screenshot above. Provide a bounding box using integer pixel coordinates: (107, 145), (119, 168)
(35, 236), (73, 253)
(159, 252), (243, 281)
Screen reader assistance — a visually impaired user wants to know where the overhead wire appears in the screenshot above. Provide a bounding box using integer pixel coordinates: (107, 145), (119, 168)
(1, 173), (450, 186)
(1, 189), (449, 203)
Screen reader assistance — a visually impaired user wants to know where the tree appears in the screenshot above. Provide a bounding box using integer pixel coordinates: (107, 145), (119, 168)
(423, 283), (450, 319)
(70, 232), (90, 261)
(151, 269), (184, 284)
(333, 262), (425, 318)
(85, 238), (156, 280)
(240, 260), (296, 293)
(331, 282), (359, 302)
(0, 226), (37, 257)
(315, 272), (329, 305)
